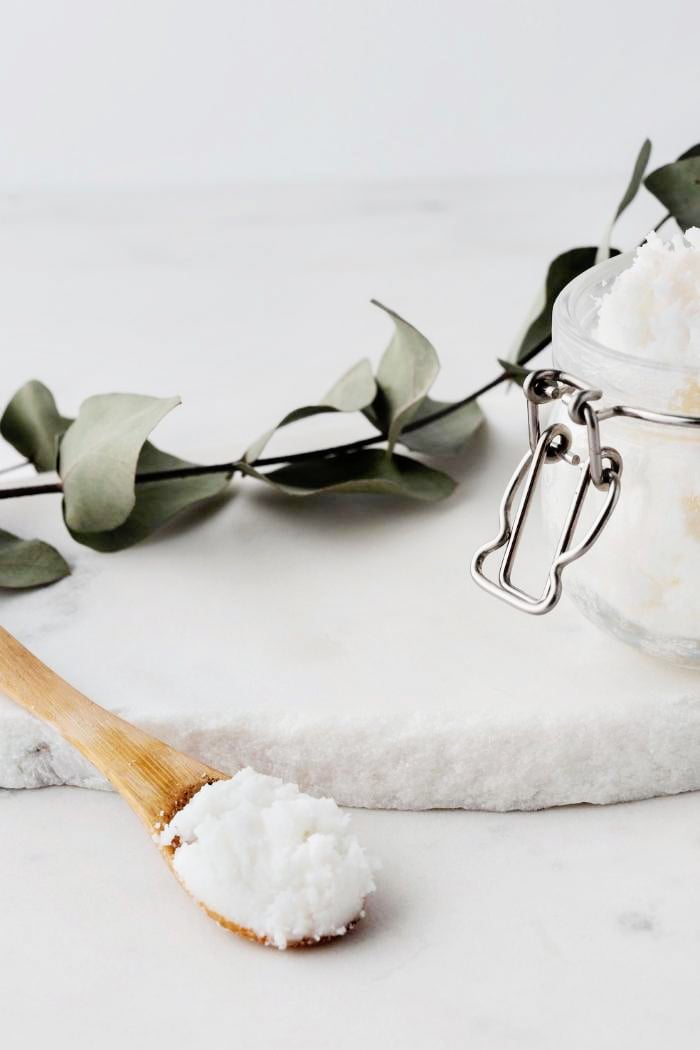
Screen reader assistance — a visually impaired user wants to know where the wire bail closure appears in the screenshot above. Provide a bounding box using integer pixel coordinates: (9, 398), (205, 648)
(471, 370), (623, 614)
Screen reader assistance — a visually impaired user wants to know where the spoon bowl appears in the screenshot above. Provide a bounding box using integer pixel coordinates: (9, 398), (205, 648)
(0, 627), (362, 948)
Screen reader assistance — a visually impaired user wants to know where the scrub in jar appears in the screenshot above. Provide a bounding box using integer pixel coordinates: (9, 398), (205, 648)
(595, 229), (700, 365)
(542, 229), (700, 665)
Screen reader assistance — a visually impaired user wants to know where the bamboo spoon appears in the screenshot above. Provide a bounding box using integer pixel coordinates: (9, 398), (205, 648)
(0, 626), (356, 947)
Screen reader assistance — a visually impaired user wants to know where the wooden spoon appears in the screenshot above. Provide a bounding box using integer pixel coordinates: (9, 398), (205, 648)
(0, 626), (356, 947)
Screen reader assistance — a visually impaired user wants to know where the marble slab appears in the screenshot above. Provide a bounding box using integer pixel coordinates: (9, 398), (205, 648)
(4, 784), (700, 1050)
(1, 181), (697, 810)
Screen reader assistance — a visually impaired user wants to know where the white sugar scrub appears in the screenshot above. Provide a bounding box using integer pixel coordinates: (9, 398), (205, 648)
(541, 229), (700, 664)
(595, 228), (700, 364)
(158, 768), (377, 949)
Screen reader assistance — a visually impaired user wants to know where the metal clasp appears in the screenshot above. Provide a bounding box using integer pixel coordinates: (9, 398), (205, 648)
(471, 370), (623, 615)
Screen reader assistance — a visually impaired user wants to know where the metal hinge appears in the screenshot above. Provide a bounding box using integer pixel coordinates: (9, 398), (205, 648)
(471, 370), (622, 614)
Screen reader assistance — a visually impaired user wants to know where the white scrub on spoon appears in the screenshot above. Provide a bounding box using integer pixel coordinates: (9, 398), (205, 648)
(159, 767), (377, 949)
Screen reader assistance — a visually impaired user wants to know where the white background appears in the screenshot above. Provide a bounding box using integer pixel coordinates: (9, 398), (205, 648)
(0, 0), (698, 188)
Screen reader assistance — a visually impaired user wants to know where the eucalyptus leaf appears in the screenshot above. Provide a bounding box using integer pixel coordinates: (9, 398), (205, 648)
(369, 301), (440, 451)
(514, 247), (619, 364)
(239, 449), (455, 501)
(596, 138), (651, 262)
(497, 359), (532, 386)
(245, 359), (376, 463)
(504, 285), (547, 366)
(60, 393), (180, 533)
(323, 358), (377, 411)
(645, 157), (700, 231)
(398, 397), (483, 456)
(0, 528), (69, 588)
(0, 380), (72, 472)
(68, 442), (231, 552)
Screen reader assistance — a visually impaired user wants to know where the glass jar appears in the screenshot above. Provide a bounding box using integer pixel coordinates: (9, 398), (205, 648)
(540, 251), (700, 666)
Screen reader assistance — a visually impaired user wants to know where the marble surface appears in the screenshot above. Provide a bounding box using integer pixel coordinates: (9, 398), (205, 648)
(2, 180), (700, 1047)
(1, 181), (700, 809)
(3, 784), (700, 1050)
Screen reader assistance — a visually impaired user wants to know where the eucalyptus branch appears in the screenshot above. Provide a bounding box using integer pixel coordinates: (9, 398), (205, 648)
(0, 480), (62, 500)
(255, 360), (521, 467)
(652, 212), (671, 234)
(1, 135), (697, 588)
(0, 201), (675, 508)
(0, 339), (549, 503)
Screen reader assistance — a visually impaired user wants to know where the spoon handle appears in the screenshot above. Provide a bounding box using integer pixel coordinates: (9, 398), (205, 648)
(0, 627), (224, 827)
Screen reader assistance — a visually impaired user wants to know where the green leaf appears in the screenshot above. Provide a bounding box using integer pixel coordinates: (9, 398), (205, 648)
(0, 528), (69, 588)
(323, 358), (377, 411)
(397, 397), (483, 456)
(68, 442), (231, 552)
(596, 138), (651, 262)
(645, 157), (700, 231)
(239, 449), (455, 501)
(514, 247), (619, 364)
(497, 359), (531, 386)
(59, 393), (180, 533)
(0, 380), (72, 472)
(677, 144), (700, 161)
(369, 301), (440, 452)
(245, 359), (376, 463)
